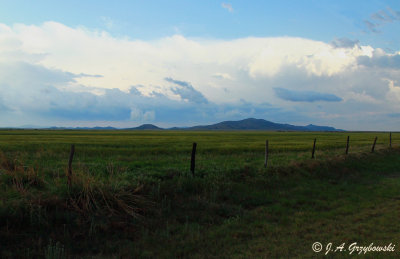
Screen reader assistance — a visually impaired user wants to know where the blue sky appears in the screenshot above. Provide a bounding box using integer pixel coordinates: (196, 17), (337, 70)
(0, 1), (400, 130)
(1, 0), (399, 49)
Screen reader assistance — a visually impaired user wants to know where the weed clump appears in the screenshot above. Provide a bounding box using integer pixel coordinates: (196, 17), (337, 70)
(0, 152), (152, 257)
(67, 171), (150, 220)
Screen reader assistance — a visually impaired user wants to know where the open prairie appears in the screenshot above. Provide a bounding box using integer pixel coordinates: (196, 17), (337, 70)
(1, 130), (400, 258)
(0, 130), (395, 173)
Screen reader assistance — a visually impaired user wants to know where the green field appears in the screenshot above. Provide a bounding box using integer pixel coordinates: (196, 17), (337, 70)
(1, 130), (400, 258)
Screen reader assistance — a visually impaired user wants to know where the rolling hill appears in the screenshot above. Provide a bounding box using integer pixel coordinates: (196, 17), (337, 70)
(181, 118), (343, 131)
(32, 118), (342, 131)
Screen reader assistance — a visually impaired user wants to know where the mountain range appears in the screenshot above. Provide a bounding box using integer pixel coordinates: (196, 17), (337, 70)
(179, 118), (342, 131)
(15, 118), (343, 131)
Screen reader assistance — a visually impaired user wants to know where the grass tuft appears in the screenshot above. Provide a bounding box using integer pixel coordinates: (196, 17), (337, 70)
(67, 173), (150, 220)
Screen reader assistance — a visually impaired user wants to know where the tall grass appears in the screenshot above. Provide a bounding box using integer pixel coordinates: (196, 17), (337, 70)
(0, 130), (398, 257)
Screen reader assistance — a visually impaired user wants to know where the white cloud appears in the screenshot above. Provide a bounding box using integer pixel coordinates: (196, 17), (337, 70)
(221, 3), (233, 13)
(130, 108), (155, 122)
(358, 48), (400, 68)
(1, 21), (400, 130)
(0, 22), (372, 98)
(143, 110), (155, 121)
(386, 79), (400, 105)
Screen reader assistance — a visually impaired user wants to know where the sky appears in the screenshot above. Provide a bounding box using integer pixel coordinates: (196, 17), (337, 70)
(0, 0), (400, 130)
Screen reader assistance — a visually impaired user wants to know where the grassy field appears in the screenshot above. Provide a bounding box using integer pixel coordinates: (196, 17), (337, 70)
(1, 130), (399, 258)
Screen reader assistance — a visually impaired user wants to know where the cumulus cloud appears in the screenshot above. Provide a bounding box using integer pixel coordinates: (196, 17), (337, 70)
(274, 87), (342, 102)
(246, 37), (364, 78)
(130, 108), (155, 121)
(386, 79), (400, 105)
(0, 22), (375, 100)
(0, 62), (131, 121)
(0, 21), (400, 130)
(0, 60), (301, 127)
(357, 49), (400, 69)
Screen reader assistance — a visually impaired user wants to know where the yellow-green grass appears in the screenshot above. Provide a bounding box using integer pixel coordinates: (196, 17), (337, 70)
(0, 130), (399, 258)
(0, 130), (395, 176)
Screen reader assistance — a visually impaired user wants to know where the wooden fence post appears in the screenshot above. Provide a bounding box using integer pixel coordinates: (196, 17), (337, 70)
(68, 144), (75, 187)
(371, 137), (377, 153)
(264, 140), (269, 168)
(190, 142), (197, 176)
(390, 132), (392, 148)
(311, 138), (316, 159)
(345, 136), (350, 155)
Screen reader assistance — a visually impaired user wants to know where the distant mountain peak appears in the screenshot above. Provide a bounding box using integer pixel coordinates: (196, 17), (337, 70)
(25, 118), (342, 131)
(183, 118), (343, 131)
(129, 124), (162, 130)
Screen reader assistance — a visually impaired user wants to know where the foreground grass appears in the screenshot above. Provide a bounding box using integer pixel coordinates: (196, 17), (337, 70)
(0, 130), (399, 258)
(129, 149), (400, 258)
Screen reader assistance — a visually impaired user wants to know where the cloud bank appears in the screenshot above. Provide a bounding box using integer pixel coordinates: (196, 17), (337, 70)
(0, 22), (400, 130)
